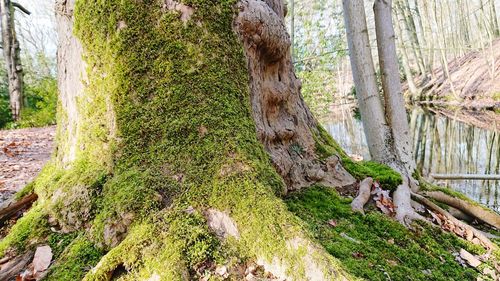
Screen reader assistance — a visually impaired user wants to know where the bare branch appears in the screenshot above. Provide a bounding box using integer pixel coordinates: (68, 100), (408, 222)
(12, 2), (31, 15)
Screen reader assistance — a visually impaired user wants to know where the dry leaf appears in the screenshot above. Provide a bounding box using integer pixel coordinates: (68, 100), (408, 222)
(33, 246), (52, 273)
(327, 219), (337, 227)
(371, 184), (395, 216)
(460, 249), (481, 268)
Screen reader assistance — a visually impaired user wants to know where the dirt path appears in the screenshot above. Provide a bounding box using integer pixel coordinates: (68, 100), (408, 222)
(0, 127), (55, 200)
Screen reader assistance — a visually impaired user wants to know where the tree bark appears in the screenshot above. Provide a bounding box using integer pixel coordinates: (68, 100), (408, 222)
(0, 0), (24, 121)
(342, 0), (396, 168)
(374, 0), (415, 175)
(8, 0), (356, 279)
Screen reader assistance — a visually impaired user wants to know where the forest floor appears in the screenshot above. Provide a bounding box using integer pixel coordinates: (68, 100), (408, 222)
(0, 126), (55, 204)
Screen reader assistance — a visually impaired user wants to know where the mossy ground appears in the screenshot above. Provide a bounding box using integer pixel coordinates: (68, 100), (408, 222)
(286, 186), (482, 281)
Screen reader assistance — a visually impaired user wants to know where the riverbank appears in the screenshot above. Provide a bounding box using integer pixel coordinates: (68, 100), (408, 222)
(406, 39), (500, 112)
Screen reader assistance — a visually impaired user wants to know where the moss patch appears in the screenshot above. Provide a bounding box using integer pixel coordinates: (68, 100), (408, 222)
(286, 186), (479, 281)
(0, 205), (49, 257)
(45, 236), (104, 281)
(314, 124), (402, 190)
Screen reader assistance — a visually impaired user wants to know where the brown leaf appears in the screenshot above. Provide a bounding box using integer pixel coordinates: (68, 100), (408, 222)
(327, 219), (337, 227)
(352, 252), (365, 259)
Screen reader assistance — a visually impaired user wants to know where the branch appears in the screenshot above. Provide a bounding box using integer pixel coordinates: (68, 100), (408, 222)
(11, 2), (31, 15)
(351, 177), (373, 214)
(411, 192), (495, 251)
(422, 191), (500, 229)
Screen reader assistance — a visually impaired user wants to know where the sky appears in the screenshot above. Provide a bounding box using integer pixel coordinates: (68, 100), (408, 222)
(14, 0), (57, 57)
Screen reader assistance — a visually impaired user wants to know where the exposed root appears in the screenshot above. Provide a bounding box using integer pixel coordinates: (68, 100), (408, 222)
(393, 183), (427, 226)
(351, 177), (373, 214)
(411, 192), (496, 251)
(0, 250), (33, 280)
(0, 193), (38, 225)
(422, 191), (500, 229)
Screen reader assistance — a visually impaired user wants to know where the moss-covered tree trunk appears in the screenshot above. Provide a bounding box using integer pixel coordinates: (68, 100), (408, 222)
(3, 0), (360, 279)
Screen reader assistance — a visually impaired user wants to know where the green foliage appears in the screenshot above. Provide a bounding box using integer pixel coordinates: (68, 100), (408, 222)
(286, 186), (479, 281)
(298, 70), (335, 116)
(17, 77), (58, 128)
(0, 87), (12, 128)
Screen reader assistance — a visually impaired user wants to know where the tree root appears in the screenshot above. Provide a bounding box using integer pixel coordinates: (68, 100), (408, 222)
(393, 184), (427, 226)
(351, 177), (373, 214)
(411, 192), (496, 251)
(0, 193), (38, 225)
(422, 191), (500, 229)
(0, 250), (33, 280)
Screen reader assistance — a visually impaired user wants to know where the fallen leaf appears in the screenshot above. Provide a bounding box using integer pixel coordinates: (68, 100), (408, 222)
(371, 184), (395, 216)
(33, 246), (52, 273)
(460, 249), (481, 268)
(327, 219), (337, 227)
(352, 252), (365, 259)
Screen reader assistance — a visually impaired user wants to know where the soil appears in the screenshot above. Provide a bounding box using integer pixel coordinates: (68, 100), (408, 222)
(0, 126), (55, 202)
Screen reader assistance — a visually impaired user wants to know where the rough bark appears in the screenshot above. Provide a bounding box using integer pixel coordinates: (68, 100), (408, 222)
(26, 0), (356, 279)
(0, 0), (24, 121)
(54, 0), (93, 167)
(235, 0), (355, 191)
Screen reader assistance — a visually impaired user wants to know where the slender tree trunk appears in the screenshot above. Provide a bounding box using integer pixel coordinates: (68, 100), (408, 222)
(374, 0), (415, 175)
(0, 0), (24, 121)
(394, 8), (419, 98)
(342, 0), (395, 167)
(490, 0), (500, 37)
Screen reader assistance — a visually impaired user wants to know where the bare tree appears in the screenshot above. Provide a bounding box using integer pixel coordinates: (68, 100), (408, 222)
(0, 0), (29, 121)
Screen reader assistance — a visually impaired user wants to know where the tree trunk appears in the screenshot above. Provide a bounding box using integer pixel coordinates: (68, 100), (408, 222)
(342, 0), (396, 168)
(374, 0), (415, 176)
(3, 0), (357, 279)
(0, 0), (24, 121)
(394, 8), (419, 98)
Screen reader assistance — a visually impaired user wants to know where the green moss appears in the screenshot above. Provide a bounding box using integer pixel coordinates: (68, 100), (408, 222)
(343, 160), (402, 190)
(314, 124), (402, 190)
(47, 232), (80, 259)
(286, 186), (479, 281)
(26, 0), (349, 278)
(45, 236), (104, 281)
(0, 205), (49, 256)
(14, 181), (35, 200)
(83, 208), (224, 281)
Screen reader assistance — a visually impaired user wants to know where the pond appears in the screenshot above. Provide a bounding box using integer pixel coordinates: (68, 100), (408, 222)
(323, 107), (500, 212)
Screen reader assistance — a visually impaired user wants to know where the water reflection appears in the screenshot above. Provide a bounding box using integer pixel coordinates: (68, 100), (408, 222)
(323, 107), (500, 211)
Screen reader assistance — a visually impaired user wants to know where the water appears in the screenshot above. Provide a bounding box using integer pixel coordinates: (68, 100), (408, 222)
(323, 107), (500, 211)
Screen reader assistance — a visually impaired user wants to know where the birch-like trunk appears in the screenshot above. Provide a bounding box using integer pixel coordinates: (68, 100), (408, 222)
(0, 0), (24, 121)
(342, 0), (395, 166)
(373, 0), (415, 175)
